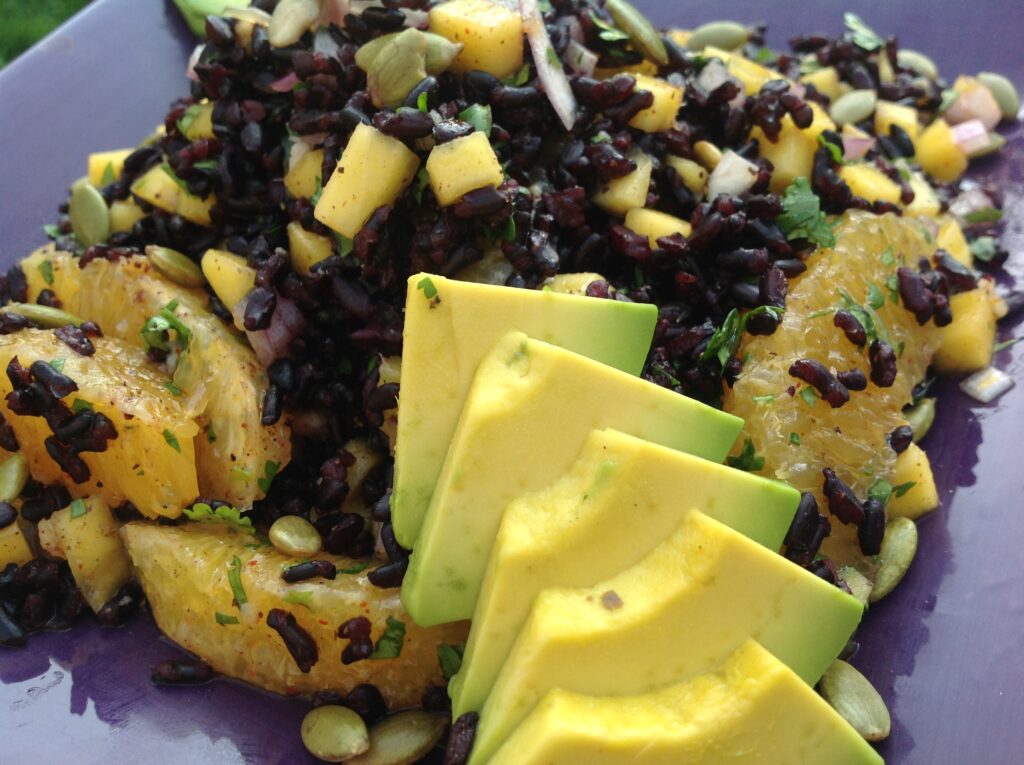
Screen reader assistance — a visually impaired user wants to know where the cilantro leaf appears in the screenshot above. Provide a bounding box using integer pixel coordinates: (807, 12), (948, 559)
(417, 276), (438, 300)
(777, 178), (836, 248)
(183, 502), (254, 533)
(100, 162), (117, 187)
(309, 175), (324, 207)
(969, 235), (999, 262)
(71, 398), (93, 413)
(338, 562), (370, 575)
(284, 590), (314, 610)
(789, 432), (801, 445)
(162, 429), (181, 452)
(800, 386), (818, 406)
(370, 616), (406, 659)
(844, 13), (884, 51)
(258, 460), (281, 494)
(141, 300), (193, 354)
(43, 224), (61, 240)
(589, 12), (629, 42)
(867, 283), (886, 310)
(458, 104), (493, 136)
(726, 438), (765, 472)
(228, 555), (248, 607)
(177, 104), (203, 137)
(49, 358), (65, 373)
(701, 305), (784, 371)
(215, 612), (240, 625)
(161, 162), (190, 192)
(816, 133), (844, 165)
(437, 643), (465, 681)
(964, 208), (1003, 224)
(69, 498), (88, 519)
(333, 232), (354, 258)
(892, 481), (916, 497)
(416, 91), (429, 112)
(868, 478), (893, 506)
(546, 45), (560, 68)
(38, 260), (54, 286)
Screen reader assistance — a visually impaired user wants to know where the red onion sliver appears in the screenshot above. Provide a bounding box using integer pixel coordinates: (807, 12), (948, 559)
(241, 297), (306, 367)
(271, 72), (301, 93)
(186, 44), (203, 83)
(843, 135), (876, 162)
(951, 119), (992, 156)
(519, 0), (577, 131)
(565, 40), (597, 76)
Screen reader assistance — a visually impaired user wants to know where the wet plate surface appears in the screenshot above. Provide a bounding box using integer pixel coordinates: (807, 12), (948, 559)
(1, 1), (1023, 763)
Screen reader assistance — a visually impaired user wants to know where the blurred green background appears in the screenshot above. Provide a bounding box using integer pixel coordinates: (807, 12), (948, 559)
(0, 0), (92, 67)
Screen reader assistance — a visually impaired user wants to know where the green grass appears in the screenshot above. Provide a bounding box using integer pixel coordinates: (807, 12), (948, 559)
(0, 0), (92, 67)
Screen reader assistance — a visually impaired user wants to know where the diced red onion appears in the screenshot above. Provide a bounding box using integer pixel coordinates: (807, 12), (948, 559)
(520, 0), (577, 131)
(697, 59), (731, 94)
(565, 40), (597, 76)
(951, 119), (992, 156)
(949, 185), (995, 220)
(270, 72), (301, 93)
(244, 298), (306, 367)
(843, 135), (877, 162)
(960, 366), (1013, 403)
(186, 44), (203, 82)
(707, 151), (759, 198)
(945, 86), (1002, 130)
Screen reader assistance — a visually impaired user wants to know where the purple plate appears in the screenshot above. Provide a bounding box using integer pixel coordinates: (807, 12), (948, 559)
(1, 2), (1022, 762)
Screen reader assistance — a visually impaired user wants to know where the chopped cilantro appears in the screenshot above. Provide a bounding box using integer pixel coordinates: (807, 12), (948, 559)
(192, 159), (218, 171)
(458, 103), (493, 136)
(243, 539), (272, 550)
(206, 423), (217, 443)
(417, 276), (438, 300)
(232, 465), (253, 481)
(437, 643), (465, 681)
(284, 590), (314, 610)
(416, 91), (429, 112)
(69, 498), (87, 519)
(338, 562), (370, 575)
(43, 224), (61, 240)
(49, 358), (65, 373)
(727, 439), (765, 472)
(969, 235), (999, 262)
(258, 460), (281, 494)
(867, 283), (886, 310)
(412, 166), (431, 204)
(964, 208), (1003, 225)
(754, 47), (778, 65)
(162, 429), (181, 452)
(501, 216), (516, 242)
(590, 131), (612, 144)
(366, 355), (379, 375)
(370, 616), (406, 659)
(701, 306), (784, 371)
(215, 612), (240, 625)
(71, 398), (93, 413)
(510, 64), (531, 86)
(799, 386), (818, 407)
(789, 432), (801, 446)
(161, 162), (190, 192)
(164, 380), (182, 396)
(885, 274), (900, 303)
(99, 162), (116, 187)
(816, 133), (844, 165)
(589, 12), (629, 42)
(752, 394), (775, 405)
(177, 103), (203, 136)
(777, 178), (836, 248)
(938, 89), (958, 113)
(309, 175), (324, 207)
(994, 337), (1022, 353)
(141, 300), (193, 354)
(893, 481), (916, 497)
(38, 260), (54, 286)
(546, 45), (560, 68)
(184, 502), (254, 533)
(333, 232), (354, 258)
(844, 12), (884, 51)
(868, 478), (893, 506)
(881, 247), (895, 266)
(228, 555), (248, 607)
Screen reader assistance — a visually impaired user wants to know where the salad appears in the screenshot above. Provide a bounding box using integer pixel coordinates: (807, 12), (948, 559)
(0, 0), (1020, 762)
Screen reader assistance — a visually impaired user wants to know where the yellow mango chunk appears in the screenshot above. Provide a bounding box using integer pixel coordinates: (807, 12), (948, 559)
(284, 149), (324, 199)
(887, 443), (939, 520)
(88, 148), (133, 187)
(428, 0), (524, 79)
(904, 170), (941, 216)
(752, 114), (817, 194)
(666, 28), (690, 47)
(628, 74), (684, 133)
(201, 248), (256, 314)
(109, 200), (146, 233)
(593, 60), (659, 80)
(593, 153), (653, 215)
(314, 123), (420, 237)
(287, 221), (333, 274)
(801, 66), (842, 101)
(426, 131), (504, 207)
(916, 119), (968, 183)
(0, 521), (33, 567)
(805, 102), (837, 141)
(704, 46), (784, 95)
(839, 164), (902, 205)
(623, 208), (691, 246)
(932, 289), (998, 373)
(875, 100), (920, 144)
(131, 165), (216, 226)
(181, 102), (215, 140)
(665, 155), (707, 197)
(935, 218), (972, 267)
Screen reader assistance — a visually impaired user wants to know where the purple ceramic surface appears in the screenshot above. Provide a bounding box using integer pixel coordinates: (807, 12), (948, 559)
(1, 2), (1022, 763)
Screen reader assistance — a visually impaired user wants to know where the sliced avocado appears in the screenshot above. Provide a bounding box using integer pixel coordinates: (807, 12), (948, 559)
(468, 510), (863, 764)
(391, 274), (657, 548)
(400, 332), (742, 627)
(450, 428), (800, 717)
(488, 639), (883, 765)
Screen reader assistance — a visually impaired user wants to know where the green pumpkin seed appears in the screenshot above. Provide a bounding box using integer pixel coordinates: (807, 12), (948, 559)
(896, 49), (938, 80)
(69, 182), (110, 248)
(869, 516), (918, 603)
(685, 21), (749, 52)
(347, 712), (448, 765)
(976, 72), (1021, 120)
(966, 131), (1007, 159)
(837, 565), (872, 608)
(301, 706), (370, 763)
(819, 660), (892, 742)
(424, 33), (464, 75)
(605, 0), (668, 66)
(903, 397), (936, 442)
(3, 303), (85, 328)
(356, 33), (399, 72)
(267, 0), (319, 48)
(146, 245), (206, 288)
(224, 7), (272, 26)
(829, 89), (878, 125)
(0, 453), (29, 503)
(367, 28), (428, 109)
(269, 515), (322, 557)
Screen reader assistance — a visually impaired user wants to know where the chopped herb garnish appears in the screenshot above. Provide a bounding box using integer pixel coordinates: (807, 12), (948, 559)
(881, 247), (895, 266)
(338, 562), (370, 575)
(333, 232), (354, 258)
(507, 63), (531, 86)
(964, 208), (1003, 224)
(417, 276), (438, 300)
(215, 612), (240, 625)
(969, 235), (999, 262)
(71, 398), (93, 413)
(228, 555), (248, 607)
(43, 224), (61, 240)
(885, 274), (900, 303)
(162, 429), (181, 452)
(701, 306), (784, 370)
(370, 616), (406, 659)
(777, 177), (837, 248)
(49, 358), (65, 373)
(994, 337), (1022, 353)
(206, 423), (217, 443)
(500, 216), (516, 242)
(243, 539), (273, 550)
(412, 166), (431, 204)
(164, 380), (182, 396)
(727, 438), (765, 472)
(99, 162), (116, 186)
(789, 432), (801, 445)
(437, 643), (465, 681)
(893, 481), (916, 497)
(141, 300), (193, 354)
(590, 131), (612, 144)
(258, 460), (281, 494)
(231, 465), (253, 480)
(808, 307), (837, 319)
(800, 386), (818, 406)
(416, 91), (429, 112)
(184, 502), (254, 533)
(192, 159), (218, 171)
(752, 394), (775, 405)
(177, 103), (203, 136)
(284, 590), (314, 609)
(309, 175), (324, 207)
(546, 45), (560, 68)
(38, 260), (54, 286)
(868, 478), (893, 506)
(69, 498), (87, 519)
(844, 12), (884, 51)
(938, 89), (959, 113)
(161, 162), (190, 192)
(458, 103), (493, 136)
(816, 133), (844, 165)
(867, 283), (886, 310)
(589, 12), (629, 42)
(754, 47), (777, 65)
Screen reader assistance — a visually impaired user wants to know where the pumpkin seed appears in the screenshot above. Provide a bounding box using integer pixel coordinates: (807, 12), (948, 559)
(685, 21), (749, 52)
(837, 565), (873, 608)
(145, 245), (206, 288)
(357, 31), (462, 77)
(367, 28), (428, 109)
(869, 516), (918, 603)
(346, 712), (448, 765)
(966, 131), (1006, 159)
(605, 0), (668, 66)
(819, 660), (891, 742)
(0, 453), (29, 504)
(300, 705), (370, 763)
(69, 182), (110, 248)
(976, 72), (1021, 120)
(829, 89), (878, 125)
(903, 397), (936, 442)
(267, 0), (319, 48)
(2, 303), (85, 328)
(269, 515), (322, 557)
(896, 49), (938, 80)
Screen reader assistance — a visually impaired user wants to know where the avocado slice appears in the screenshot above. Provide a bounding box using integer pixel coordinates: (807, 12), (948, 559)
(400, 332), (742, 627)
(468, 510), (863, 764)
(391, 274), (657, 548)
(450, 428), (800, 717)
(488, 639), (882, 765)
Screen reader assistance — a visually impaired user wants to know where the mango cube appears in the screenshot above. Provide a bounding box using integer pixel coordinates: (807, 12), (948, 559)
(875, 100), (920, 144)
(904, 169), (941, 216)
(287, 221), (333, 274)
(88, 149), (133, 187)
(752, 114), (817, 194)
(426, 131), (504, 207)
(284, 148), (324, 199)
(916, 119), (968, 183)
(593, 153), (653, 215)
(932, 289), (998, 373)
(801, 66), (842, 101)
(665, 155), (707, 197)
(314, 123), (420, 238)
(428, 0), (524, 79)
(0, 521), (33, 567)
(109, 200), (146, 233)
(887, 443), (939, 520)
(935, 218), (972, 267)
(624, 208), (691, 246)
(839, 163), (903, 205)
(201, 248), (256, 315)
(181, 102), (215, 140)
(131, 165), (216, 226)
(628, 74), (684, 133)
(704, 46), (783, 95)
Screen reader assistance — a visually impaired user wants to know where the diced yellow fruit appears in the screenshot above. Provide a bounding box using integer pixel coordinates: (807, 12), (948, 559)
(838, 164), (903, 205)
(805, 102), (837, 141)
(592, 60), (659, 80)
(593, 153), (653, 215)
(428, 0), (524, 79)
(287, 221), (333, 274)
(841, 122), (871, 142)
(426, 131), (504, 207)
(665, 155), (708, 197)
(932, 289), (998, 373)
(109, 200), (146, 233)
(887, 443), (939, 520)
(935, 218), (972, 267)
(315, 124), (421, 237)
(916, 119), (968, 183)
(0, 521), (33, 567)
(87, 149), (133, 187)
(182, 102), (215, 140)
(201, 248), (256, 313)
(627, 74), (684, 133)
(544, 273), (605, 295)
(285, 149), (324, 199)
(131, 165), (216, 226)
(704, 46), (785, 95)
(904, 169), (941, 216)
(801, 66), (842, 101)
(623, 208), (691, 247)
(37, 497), (132, 612)
(875, 101), (920, 144)
(666, 29), (690, 47)
(752, 115), (817, 194)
